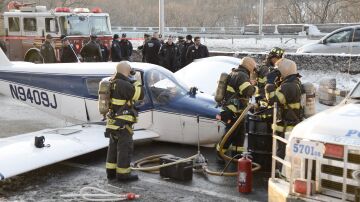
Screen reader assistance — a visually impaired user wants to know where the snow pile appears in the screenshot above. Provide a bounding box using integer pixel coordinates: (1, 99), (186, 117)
(299, 70), (358, 90)
(307, 25), (322, 36)
(234, 52), (360, 73)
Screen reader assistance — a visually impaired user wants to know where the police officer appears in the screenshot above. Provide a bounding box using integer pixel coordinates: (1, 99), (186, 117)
(186, 36), (209, 65)
(137, 33), (151, 62)
(143, 32), (161, 65)
(216, 57), (257, 159)
(60, 36), (78, 63)
(111, 34), (122, 62)
(265, 58), (302, 171)
(159, 35), (180, 72)
(105, 61), (144, 181)
(176, 36), (185, 48)
(80, 34), (102, 62)
(40, 34), (57, 63)
(119, 33), (133, 61)
(180, 35), (194, 67)
(98, 39), (109, 62)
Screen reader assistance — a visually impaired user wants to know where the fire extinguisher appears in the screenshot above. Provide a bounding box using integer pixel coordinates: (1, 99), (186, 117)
(238, 152), (252, 193)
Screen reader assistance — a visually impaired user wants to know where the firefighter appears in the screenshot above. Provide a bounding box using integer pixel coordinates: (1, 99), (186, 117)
(256, 47), (285, 99)
(111, 34), (122, 62)
(185, 36), (209, 65)
(216, 57), (257, 160)
(255, 47), (285, 120)
(60, 36), (78, 63)
(119, 33), (133, 61)
(143, 32), (161, 65)
(80, 34), (102, 62)
(105, 61), (144, 181)
(265, 58), (302, 171)
(158, 35), (180, 72)
(40, 34), (57, 63)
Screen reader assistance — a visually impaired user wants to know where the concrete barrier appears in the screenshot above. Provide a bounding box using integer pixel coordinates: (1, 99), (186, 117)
(131, 50), (360, 73)
(233, 52), (360, 73)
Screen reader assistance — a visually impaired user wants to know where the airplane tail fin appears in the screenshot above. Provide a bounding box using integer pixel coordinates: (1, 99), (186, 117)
(0, 48), (11, 67)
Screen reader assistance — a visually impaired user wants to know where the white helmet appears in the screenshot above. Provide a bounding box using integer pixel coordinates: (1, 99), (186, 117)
(275, 58), (297, 78)
(240, 57), (257, 73)
(116, 61), (131, 77)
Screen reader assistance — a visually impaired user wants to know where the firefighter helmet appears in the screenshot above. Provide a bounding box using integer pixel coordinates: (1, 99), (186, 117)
(275, 58), (297, 78)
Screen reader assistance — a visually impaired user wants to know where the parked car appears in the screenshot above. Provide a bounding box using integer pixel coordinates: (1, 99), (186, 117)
(297, 25), (360, 54)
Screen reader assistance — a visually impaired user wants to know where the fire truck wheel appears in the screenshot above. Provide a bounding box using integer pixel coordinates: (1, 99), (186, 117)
(25, 51), (44, 64)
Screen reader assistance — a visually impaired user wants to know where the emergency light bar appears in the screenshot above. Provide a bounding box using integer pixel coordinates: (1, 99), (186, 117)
(73, 8), (90, 13)
(54, 7), (71, 12)
(91, 7), (102, 13)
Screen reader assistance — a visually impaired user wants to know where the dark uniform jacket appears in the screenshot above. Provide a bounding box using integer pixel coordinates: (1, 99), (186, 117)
(265, 74), (302, 132)
(60, 45), (78, 63)
(100, 44), (109, 62)
(144, 37), (161, 65)
(186, 44), (209, 65)
(40, 41), (57, 63)
(181, 41), (194, 67)
(159, 42), (180, 72)
(111, 40), (122, 62)
(224, 66), (256, 113)
(106, 74), (145, 132)
(119, 39), (133, 61)
(0, 40), (7, 54)
(80, 40), (102, 62)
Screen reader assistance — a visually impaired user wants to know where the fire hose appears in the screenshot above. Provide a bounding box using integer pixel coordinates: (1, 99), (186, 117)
(131, 104), (261, 176)
(60, 186), (139, 201)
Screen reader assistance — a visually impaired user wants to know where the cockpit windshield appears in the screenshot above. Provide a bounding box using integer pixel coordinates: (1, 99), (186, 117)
(59, 16), (111, 36)
(146, 69), (188, 104)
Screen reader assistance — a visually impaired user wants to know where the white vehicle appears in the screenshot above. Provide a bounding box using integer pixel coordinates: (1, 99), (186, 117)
(269, 82), (360, 202)
(0, 50), (225, 180)
(297, 25), (360, 54)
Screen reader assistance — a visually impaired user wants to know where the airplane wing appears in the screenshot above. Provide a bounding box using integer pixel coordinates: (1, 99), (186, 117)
(0, 124), (159, 180)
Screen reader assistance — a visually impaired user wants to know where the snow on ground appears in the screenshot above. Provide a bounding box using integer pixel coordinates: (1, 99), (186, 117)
(130, 37), (319, 52)
(299, 70), (359, 90)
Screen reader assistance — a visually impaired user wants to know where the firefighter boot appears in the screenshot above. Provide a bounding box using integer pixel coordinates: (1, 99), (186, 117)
(117, 173), (139, 182)
(106, 169), (116, 180)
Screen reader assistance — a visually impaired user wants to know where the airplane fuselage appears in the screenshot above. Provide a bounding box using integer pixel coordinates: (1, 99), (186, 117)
(0, 61), (225, 146)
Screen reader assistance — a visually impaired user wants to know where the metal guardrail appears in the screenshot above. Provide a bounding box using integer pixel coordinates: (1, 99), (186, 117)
(112, 23), (360, 39)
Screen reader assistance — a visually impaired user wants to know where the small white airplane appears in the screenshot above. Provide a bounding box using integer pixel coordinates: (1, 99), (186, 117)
(0, 49), (225, 180)
(175, 56), (241, 96)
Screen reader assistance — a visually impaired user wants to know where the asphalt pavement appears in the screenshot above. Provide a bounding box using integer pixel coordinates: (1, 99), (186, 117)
(0, 94), (269, 202)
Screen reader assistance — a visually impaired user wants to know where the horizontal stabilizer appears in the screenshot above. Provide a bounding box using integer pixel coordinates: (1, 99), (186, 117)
(0, 124), (159, 180)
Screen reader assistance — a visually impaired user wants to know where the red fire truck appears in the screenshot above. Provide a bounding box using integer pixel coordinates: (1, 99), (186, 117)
(1, 3), (112, 63)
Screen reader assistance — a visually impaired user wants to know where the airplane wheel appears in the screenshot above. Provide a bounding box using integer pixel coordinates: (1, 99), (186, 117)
(25, 51), (44, 63)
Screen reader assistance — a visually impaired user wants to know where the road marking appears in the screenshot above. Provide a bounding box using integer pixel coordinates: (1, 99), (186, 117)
(61, 162), (247, 202)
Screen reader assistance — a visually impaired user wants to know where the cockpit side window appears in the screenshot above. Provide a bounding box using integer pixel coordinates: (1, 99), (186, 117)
(146, 69), (187, 104)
